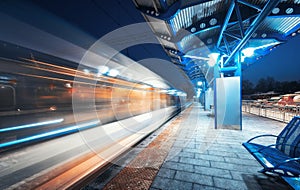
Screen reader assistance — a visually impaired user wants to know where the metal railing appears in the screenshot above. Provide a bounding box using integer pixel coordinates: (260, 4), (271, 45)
(242, 101), (300, 123)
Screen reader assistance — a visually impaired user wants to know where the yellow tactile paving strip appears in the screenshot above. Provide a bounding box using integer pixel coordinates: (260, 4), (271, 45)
(103, 107), (193, 190)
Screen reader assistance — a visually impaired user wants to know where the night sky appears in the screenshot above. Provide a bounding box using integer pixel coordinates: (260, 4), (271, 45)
(0, 0), (299, 88)
(243, 34), (300, 84)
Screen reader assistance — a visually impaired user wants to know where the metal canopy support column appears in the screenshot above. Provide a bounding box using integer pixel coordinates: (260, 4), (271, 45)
(221, 0), (281, 67)
(214, 0), (280, 130)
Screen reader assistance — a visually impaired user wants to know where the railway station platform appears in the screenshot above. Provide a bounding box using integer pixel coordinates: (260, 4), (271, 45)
(83, 103), (292, 190)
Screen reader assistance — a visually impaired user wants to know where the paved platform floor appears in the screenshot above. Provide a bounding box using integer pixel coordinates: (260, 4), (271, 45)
(83, 103), (294, 190)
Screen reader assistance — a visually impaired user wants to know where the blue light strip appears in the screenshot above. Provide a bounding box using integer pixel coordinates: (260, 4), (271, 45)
(0, 120), (100, 148)
(0, 118), (64, 133)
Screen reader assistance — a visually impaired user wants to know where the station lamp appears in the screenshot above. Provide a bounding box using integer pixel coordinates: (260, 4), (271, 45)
(208, 53), (220, 67)
(107, 69), (119, 77)
(98, 65), (109, 75)
(197, 81), (203, 86)
(83, 69), (90, 74)
(241, 47), (255, 57)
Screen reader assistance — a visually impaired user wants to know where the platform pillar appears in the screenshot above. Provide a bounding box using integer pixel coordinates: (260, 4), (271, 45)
(214, 77), (241, 130)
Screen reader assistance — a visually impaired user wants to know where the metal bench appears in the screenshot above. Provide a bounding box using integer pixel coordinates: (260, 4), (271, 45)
(242, 116), (300, 189)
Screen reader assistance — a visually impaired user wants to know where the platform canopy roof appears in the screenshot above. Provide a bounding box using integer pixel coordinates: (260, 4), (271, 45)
(133, 0), (300, 86)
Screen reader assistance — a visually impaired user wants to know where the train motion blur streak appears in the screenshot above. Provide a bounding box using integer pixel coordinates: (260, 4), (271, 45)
(0, 38), (190, 188)
(0, 55), (187, 151)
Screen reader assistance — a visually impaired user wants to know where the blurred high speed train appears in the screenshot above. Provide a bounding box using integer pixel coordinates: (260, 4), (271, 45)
(0, 57), (184, 113)
(0, 41), (191, 190)
(0, 41), (187, 111)
(0, 41), (189, 150)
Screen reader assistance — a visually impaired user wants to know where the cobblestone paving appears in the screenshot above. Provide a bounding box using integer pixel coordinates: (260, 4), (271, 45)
(84, 103), (293, 190)
(150, 104), (291, 190)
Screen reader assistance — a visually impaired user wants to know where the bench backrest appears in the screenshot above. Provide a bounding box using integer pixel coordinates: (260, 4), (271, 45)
(276, 116), (300, 157)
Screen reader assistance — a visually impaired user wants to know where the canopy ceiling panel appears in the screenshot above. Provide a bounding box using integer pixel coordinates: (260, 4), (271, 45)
(134, 0), (300, 84)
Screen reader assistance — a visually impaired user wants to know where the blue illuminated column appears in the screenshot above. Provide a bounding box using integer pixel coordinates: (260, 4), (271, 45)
(213, 53), (242, 130)
(213, 0), (280, 130)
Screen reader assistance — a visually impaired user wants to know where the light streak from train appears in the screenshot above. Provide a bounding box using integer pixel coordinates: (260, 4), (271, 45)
(0, 119), (100, 148)
(21, 58), (154, 90)
(0, 118), (64, 133)
(134, 113), (152, 122)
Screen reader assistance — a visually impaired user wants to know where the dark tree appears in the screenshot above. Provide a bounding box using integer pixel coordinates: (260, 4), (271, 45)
(252, 77), (300, 94)
(265, 77), (276, 92)
(242, 80), (254, 95)
(255, 78), (267, 93)
(281, 81), (300, 93)
(274, 81), (283, 93)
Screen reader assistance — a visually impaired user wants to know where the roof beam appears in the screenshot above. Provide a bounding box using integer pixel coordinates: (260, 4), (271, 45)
(237, 0), (262, 12)
(234, 0), (245, 38)
(217, 0), (236, 48)
(224, 31), (242, 40)
(222, 0), (281, 66)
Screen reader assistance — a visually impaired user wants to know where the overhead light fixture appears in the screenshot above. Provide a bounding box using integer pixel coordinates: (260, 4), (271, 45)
(209, 18), (217, 26)
(197, 81), (203, 86)
(98, 66), (109, 75)
(242, 47), (255, 57)
(208, 53), (220, 67)
(65, 83), (72, 88)
(241, 42), (281, 62)
(83, 69), (90, 74)
(107, 69), (119, 77)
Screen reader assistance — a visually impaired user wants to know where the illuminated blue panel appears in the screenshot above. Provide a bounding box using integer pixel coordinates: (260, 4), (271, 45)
(215, 77), (241, 129)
